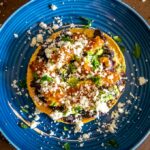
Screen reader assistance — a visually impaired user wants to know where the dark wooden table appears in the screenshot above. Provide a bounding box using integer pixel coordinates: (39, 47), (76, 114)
(0, 0), (150, 149)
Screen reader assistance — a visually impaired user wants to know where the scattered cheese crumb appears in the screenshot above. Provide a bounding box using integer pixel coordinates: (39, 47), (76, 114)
(50, 4), (58, 11)
(36, 34), (43, 43)
(83, 133), (90, 139)
(138, 77), (148, 85)
(30, 37), (37, 47)
(52, 24), (59, 30)
(14, 33), (19, 38)
(39, 22), (47, 29)
(30, 121), (40, 129)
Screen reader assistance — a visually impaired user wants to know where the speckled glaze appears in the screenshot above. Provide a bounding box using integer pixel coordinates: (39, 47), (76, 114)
(0, 0), (150, 150)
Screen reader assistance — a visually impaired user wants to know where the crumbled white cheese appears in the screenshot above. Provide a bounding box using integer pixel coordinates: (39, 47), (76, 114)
(11, 80), (18, 88)
(45, 48), (51, 58)
(138, 77), (148, 85)
(14, 33), (19, 38)
(34, 115), (40, 121)
(74, 120), (84, 133)
(39, 22), (48, 29)
(52, 24), (59, 30)
(34, 108), (41, 115)
(30, 37), (37, 47)
(27, 30), (31, 35)
(30, 121), (40, 129)
(50, 111), (63, 120)
(36, 34), (43, 43)
(70, 23), (75, 28)
(83, 133), (90, 139)
(108, 120), (117, 133)
(80, 143), (84, 147)
(96, 102), (109, 113)
(50, 4), (58, 11)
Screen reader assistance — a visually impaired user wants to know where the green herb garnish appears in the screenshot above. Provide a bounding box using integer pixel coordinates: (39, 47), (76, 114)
(96, 49), (104, 56)
(80, 17), (93, 28)
(91, 55), (100, 70)
(113, 36), (122, 43)
(74, 106), (82, 114)
(64, 142), (70, 150)
(133, 43), (141, 58)
(19, 122), (29, 129)
(90, 76), (101, 86)
(62, 36), (73, 43)
(68, 63), (76, 73)
(50, 101), (57, 107)
(40, 75), (53, 83)
(67, 77), (79, 87)
(33, 72), (38, 80)
(106, 139), (119, 148)
(17, 80), (27, 88)
(119, 45), (125, 53)
(64, 126), (69, 131)
(21, 107), (28, 113)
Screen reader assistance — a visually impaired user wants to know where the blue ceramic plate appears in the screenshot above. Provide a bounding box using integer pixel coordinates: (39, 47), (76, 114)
(0, 0), (150, 149)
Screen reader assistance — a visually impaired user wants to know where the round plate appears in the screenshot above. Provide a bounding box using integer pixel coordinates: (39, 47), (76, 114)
(0, 0), (150, 149)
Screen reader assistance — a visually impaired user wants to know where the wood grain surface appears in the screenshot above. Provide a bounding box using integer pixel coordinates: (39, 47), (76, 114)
(0, 0), (149, 149)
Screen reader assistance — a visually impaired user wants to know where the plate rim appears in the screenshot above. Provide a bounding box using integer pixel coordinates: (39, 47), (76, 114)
(0, 0), (149, 149)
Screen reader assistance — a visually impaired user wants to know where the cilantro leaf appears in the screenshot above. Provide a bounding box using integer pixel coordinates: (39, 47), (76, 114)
(91, 55), (100, 70)
(113, 36), (122, 43)
(50, 101), (57, 107)
(80, 17), (93, 28)
(64, 126), (69, 131)
(64, 143), (70, 150)
(119, 45), (126, 53)
(33, 72), (38, 80)
(17, 80), (27, 88)
(106, 139), (119, 148)
(67, 77), (79, 87)
(133, 43), (141, 58)
(21, 107), (28, 113)
(90, 76), (101, 86)
(62, 36), (73, 43)
(19, 122), (29, 129)
(40, 75), (53, 83)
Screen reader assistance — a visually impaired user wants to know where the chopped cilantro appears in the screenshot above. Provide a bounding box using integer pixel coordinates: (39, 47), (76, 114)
(50, 101), (57, 107)
(80, 17), (93, 28)
(62, 36), (73, 43)
(96, 49), (103, 56)
(33, 72), (38, 80)
(91, 55), (100, 70)
(64, 142), (70, 150)
(40, 75), (53, 83)
(87, 50), (95, 56)
(133, 43), (141, 58)
(119, 45), (125, 53)
(90, 76), (101, 86)
(21, 107), (28, 113)
(113, 36), (122, 43)
(74, 106), (82, 113)
(68, 63), (76, 73)
(19, 122), (29, 129)
(67, 77), (79, 87)
(64, 126), (69, 131)
(100, 93), (114, 102)
(106, 139), (119, 148)
(17, 80), (27, 88)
